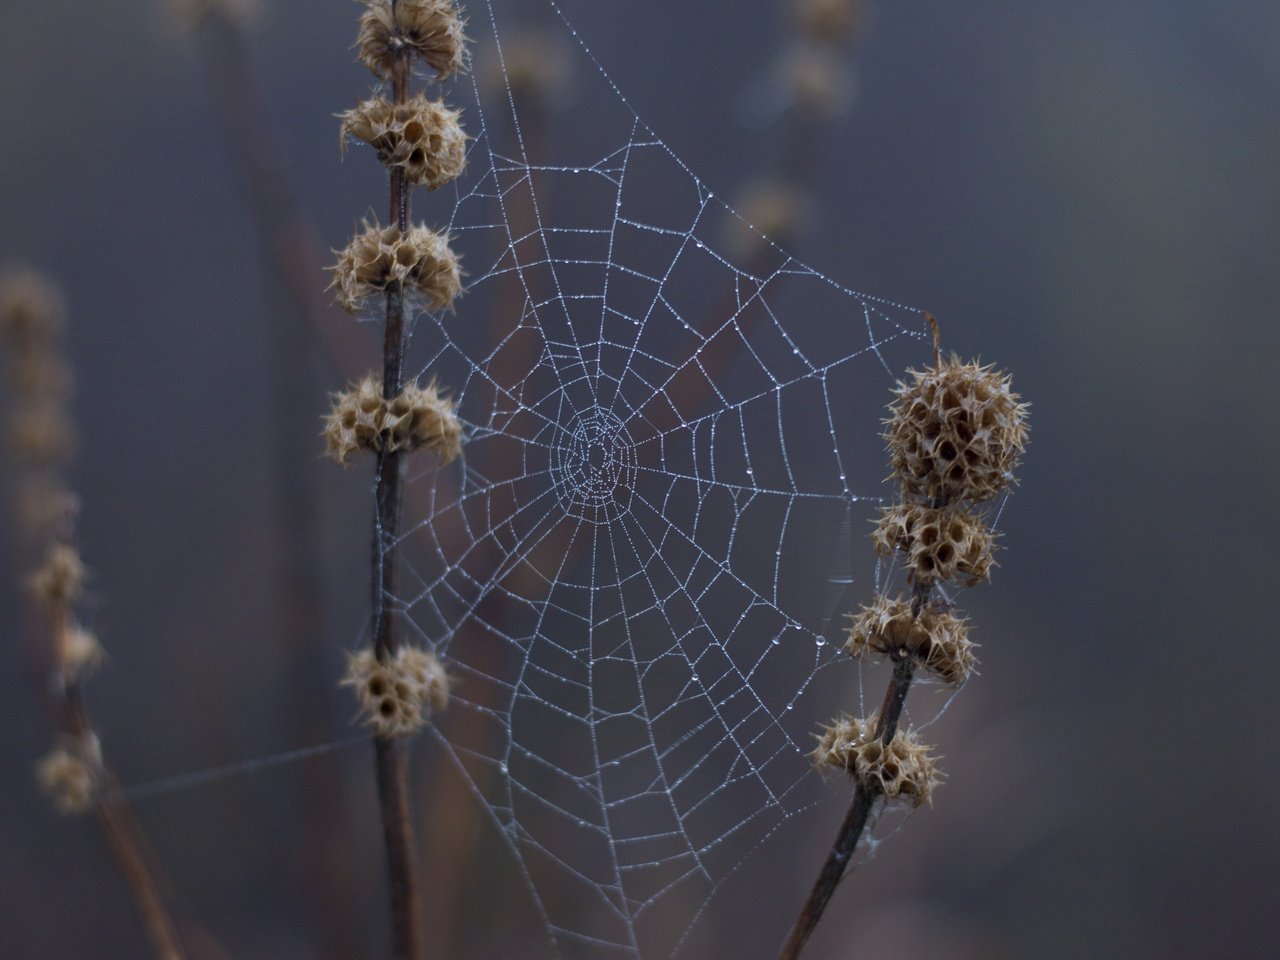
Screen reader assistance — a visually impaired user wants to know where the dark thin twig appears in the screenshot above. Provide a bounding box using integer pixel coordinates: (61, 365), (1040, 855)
(370, 38), (425, 960)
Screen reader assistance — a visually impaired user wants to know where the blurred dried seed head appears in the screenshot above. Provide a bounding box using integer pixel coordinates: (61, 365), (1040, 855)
(11, 352), (73, 403)
(331, 221), (463, 314)
(485, 29), (572, 105)
(343, 646), (450, 738)
(845, 594), (976, 686)
(36, 743), (99, 814)
(873, 502), (995, 586)
(15, 479), (79, 543)
(779, 43), (856, 119)
(792, 0), (865, 42)
(27, 542), (86, 607)
(726, 179), (812, 257)
(62, 623), (104, 682)
(168, 0), (258, 30)
(814, 715), (941, 807)
(8, 402), (76, 466)
(0, 264), (64, 350)
(341, 94), (468, 190)
(357, 0), (467, 80)
(324, 373), (462, 465)
(887, 355), (1029, 503)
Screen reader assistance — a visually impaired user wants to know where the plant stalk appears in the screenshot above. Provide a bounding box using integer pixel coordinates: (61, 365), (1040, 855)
(370, 36), (424, 960)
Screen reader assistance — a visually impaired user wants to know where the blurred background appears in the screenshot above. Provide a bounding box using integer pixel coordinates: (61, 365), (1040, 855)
(2, 1), (1278, 958)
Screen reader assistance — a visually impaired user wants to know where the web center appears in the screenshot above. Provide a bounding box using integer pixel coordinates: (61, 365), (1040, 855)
(551, 407), (637, 523)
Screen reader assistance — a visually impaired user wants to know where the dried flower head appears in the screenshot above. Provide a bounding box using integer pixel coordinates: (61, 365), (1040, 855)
(793, 0), (864, 41)
(343, 645), (450, 738)
(0, 264), (64, 349)
(845, 594), (976, 686)
(27, 542), (86, 606)
(8, 402), (76, 465)
(727, 179), (812, 256)
(872, 502), (995, 586)
(37, 743), (99, 814)
(62, 623), (104, 682)
(887, 354), (1029, 503)
(779, 43), (855, 118)
(341, 94), (468, 189)
(813, 715), (941, 807)
(357, 0), (467, 80)
(331, 221), (463, 314)
(324, 373), (462, 465)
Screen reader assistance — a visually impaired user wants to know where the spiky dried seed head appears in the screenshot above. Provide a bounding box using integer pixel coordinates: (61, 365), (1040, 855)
(8, 402), (76, 465)
(323, 374), (462, 466)
(727, 179), (812, 256)
(793, 0), (865, 41)
(845, 594), (976, 686)
(779, 43), (855, 118)
(872, 502), (995, 586)
(340, 94), (468, 190)
(343, 645), (450, 738)
(886, 354), (1029, 503)
(357, 0), (467, 80)
(0, 264), (64, 350)
(62, 623), (104, 682)
(37, 743), (99, 814)
(27, 542), (86, 606)
(331, 221), (463, 314)
(813, 715), (941, 807)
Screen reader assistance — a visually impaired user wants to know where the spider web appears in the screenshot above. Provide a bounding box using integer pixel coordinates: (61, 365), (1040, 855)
(388, 2), (934, 955)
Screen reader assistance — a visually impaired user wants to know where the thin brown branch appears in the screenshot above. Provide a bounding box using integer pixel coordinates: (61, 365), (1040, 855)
(370, 37), (425, 960)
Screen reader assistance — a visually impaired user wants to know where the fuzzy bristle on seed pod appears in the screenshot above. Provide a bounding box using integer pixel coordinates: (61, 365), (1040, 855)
(340, 94), (468, 190)
(845, 595), (976, 686)
(331, 221), (462, 314)
(813, 715), (941, 807)
(343, 646), (450, 738)
(37, 742), (100, 815)
(357, 0), (467, 80)
(793, 0), (864, 41)
(0, 264), (65, 349)
(324, 374), (462, 466)
(886, 354), (1029, 503)
(873, 502), (995, 586)
(27, 542), (86, 606)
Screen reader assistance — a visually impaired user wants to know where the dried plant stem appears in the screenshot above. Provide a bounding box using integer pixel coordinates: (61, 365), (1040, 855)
(52, 608), (186, 960)
(370, 45), (425, 960)
(778, 576), (931, 960)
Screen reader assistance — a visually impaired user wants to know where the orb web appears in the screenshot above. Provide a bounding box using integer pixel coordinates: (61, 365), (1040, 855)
(391, 1), (934, 955)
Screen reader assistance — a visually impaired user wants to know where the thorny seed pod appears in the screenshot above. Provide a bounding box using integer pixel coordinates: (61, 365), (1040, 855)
(323, 373), (462, 465)
(793, 0), (864, 42)
(340, 94), (468, 190)
(331, 221), (463, 314)
(37, 741), (100, 815)
(343, 646), (450, 738)
(886, 354), (1029, 503)
(27, 542), (86, 606)
(357, 0), (467, 81)
(0, 264), (65, 350)
(873, 502), (995, 586)
(813, 715), (941, 807)
(845, 594), (976, 687)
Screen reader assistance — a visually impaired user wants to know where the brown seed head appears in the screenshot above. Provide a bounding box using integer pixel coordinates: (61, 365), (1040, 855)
(487, 29), (572, 104)
(886, 354), (1029, 503)
(813, 715), (941, 807)
(0, 264), (64, 350)
(357, 0), (467, 80)
(845, 594), (976, 686)
(340, 94), (468, 189)
(872, 502), (995, 586)
(62, 622), (104, 682)
(331, 221), (463, 314)
(27, 542), (86, 607)
(793, 0), (865, 42)
(324, 373), (462, 466)
(343, 645), (450, 738)
(779, 43), (855, 118)
(8, 402), (76, 466)
(727, 179), (812, 257)
(36, 743), (99, 815)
